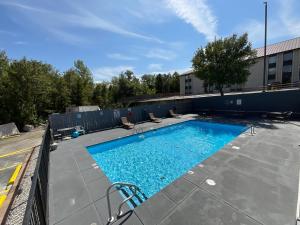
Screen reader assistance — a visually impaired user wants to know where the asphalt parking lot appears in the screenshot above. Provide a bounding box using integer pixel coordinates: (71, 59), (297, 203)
(0, 128), (44, 192)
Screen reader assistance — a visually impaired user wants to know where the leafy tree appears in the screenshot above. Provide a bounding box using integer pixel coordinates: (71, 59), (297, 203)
(2, 58), (57, 127)
(111, 70), (142, 100)
(0, 50), (181, 128)
(170, 72), (180, 92)
(63, 60), (93, 106)
(192, 33), (256, 96)
(0, 51), (10, 123)
(92, 82), (110, 108)
(49, 74), (71, 113)
(141, 74), (156, 95)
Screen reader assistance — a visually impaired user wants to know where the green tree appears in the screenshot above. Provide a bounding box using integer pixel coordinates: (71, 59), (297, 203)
(2, 58), (57, 127)
(92, 82), (110, 108)
(170, 72), (180, 92)
(155, 74), (163, 93)
(49, 73), (71, 113)
(63, 60), (93, 106)
(111, 70), (142, 100)
(141, 74), (156, 95)
(192, 33), (256, 96)
(0, 51), (10, 124)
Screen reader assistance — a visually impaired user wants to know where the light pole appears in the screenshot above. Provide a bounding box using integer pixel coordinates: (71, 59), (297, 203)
(263, 1), (268, 92)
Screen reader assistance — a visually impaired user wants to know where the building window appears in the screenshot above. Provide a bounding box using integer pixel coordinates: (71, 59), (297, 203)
(282, 51), (293, 84)
(267, 55), (276, 83)
(185, 75), (192, 94)
(283, 51), (293, 62)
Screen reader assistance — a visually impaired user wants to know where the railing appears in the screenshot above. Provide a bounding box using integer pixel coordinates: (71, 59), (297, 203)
(183, 81), (300, 96)
(133, 126), (144, 134)
(106, 182), (142, 223)
(22, 124), (51, 225)
(239, 81), (300, 93)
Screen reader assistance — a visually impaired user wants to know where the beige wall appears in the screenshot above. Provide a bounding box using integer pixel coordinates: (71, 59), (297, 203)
(191, 74), (204, 94)
(276, 53), (283, 83)
(180, 48), (300, 95)
(246, 57), (264, 88)
(180, 76), (186, 95)
(292, 49), (300, 82)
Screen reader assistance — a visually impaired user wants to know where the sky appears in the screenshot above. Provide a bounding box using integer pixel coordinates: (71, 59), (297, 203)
(0, 0), (300, 82)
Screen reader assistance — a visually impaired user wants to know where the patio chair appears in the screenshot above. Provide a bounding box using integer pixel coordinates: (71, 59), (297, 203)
(169, 109), (182, 118)
(148, 113), (162, 123)
(121, 117), (134, 129)
(267, 111), (293, 121)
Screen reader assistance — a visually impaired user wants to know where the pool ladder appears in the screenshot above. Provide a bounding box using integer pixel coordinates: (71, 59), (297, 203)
(106, 182), (147, 223)
(133, 126), (144, 134)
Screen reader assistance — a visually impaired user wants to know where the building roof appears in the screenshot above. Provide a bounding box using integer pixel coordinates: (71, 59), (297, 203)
(255, 37), (300, 57)
(180, 37), (300, 76)
(180, 69), (194, 76)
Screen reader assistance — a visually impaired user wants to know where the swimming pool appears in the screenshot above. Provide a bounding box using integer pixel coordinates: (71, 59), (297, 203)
(87, 120), (247, 205)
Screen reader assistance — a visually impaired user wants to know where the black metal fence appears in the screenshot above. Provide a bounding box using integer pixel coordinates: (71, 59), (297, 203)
(22, 124), (50, 225)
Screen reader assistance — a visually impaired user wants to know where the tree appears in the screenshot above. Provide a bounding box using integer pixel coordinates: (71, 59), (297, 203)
(141, 74), (156, 95)
(1, 58), (58, 127)
(111, 70), (142, 100)
(0, 51), (10, 124)
(170, 72), (180, 92)
(192, 33), (256, 96)
(0, 50), (182, 127)
(63, 60), (93, 106)
(92, 82), (110, 108)
(49, 73), (71, 113)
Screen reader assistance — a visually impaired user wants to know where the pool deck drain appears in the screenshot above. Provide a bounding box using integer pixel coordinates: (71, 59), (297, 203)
(49, 115), (300, 225)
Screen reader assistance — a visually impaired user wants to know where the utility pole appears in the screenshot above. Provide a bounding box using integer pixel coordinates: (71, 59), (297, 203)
(263, 1), (268, 92)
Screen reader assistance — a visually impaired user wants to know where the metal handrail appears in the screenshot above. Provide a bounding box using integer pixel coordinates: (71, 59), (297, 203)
(106, 182), (140, 223)
(133, 127), (144, 134)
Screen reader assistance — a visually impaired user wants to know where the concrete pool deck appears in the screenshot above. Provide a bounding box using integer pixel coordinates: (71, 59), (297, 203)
(49, 115), (300, 225)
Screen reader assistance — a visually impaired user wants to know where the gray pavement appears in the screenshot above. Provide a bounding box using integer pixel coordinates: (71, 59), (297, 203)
(49, 115), (300, 225)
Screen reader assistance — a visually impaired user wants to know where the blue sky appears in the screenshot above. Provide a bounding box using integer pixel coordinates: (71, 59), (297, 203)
(0, 0), (300, 82)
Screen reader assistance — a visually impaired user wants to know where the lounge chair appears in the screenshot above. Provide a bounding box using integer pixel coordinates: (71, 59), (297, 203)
(267, 111), (293, 120)
(149, 113), (162, 123)
(121, 117), (134, 129)
(169, 109), (182, 118)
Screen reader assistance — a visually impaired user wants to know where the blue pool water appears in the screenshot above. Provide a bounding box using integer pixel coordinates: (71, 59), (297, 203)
(87, 120), (246, 201)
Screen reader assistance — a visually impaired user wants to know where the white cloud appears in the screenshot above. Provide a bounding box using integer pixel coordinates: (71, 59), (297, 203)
(280, 0), (300, 37)
(107, 53), (137, 61)
(92, 65), (134, 82)
(48, 28), (86, 45)
(124, 1), (173, 24)
(234, 0), (300, 47)
(70, 7), (164, 43)
(0, 29), (16, 37)
(14, 41), (27, 45)
(145, 48), (177, 60)
(0, 1), (164, 45)
(147, 67), (191, 75)
(148, 63), (163, 71)
(234, 19), (282, 46)
(165, 0), (217, 40)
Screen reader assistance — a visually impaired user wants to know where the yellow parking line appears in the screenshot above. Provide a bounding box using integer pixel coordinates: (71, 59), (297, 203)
(0, 194), (7, 208)
(8, 164), (22, 186)
(0, 164), (19, 172)
(0, 147), (33, 159)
